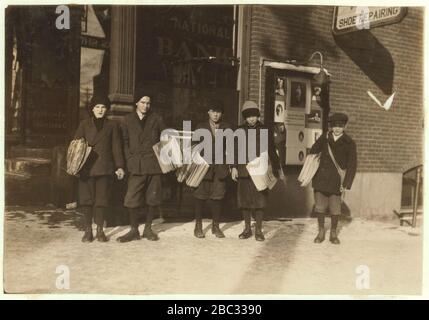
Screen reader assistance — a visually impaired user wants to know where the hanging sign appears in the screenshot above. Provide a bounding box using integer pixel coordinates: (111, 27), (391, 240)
(332, 6), (407, 35)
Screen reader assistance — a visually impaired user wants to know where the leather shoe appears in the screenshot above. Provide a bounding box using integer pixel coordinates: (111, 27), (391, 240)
(255, 229), (265, 241)
(96, 227), (108, 242)
(81, 228), (93, 243)
(212, 224), (225, 238)
(329, 230), (340, 244)
(194, 222), (205, 238)
(314, 229), (325, 243)
(239, 228), (252, 239)
(117, 229), (141, 243)
(142, 227), (159, 241)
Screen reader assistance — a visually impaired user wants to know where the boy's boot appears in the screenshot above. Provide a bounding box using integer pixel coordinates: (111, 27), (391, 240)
(194, 199), (205, 238)
(254, 210), (265, 241)
(210, 200), (225, 238)
(142, 206), (159, 241)
(117, 208), (141, 242)
(239, 209), (253, 239)
(81, 206), (94, 243)
(329, 215), (340, 244)
(314, 214), (325, 243)
(95, 207), (108, 242)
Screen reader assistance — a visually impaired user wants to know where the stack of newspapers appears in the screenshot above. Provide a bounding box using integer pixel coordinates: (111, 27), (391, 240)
(152, 135), (183, 174)
(246, 152), (278, 191)
(66, 138), (92, 176)
(297, 153), (321, 187)
(176, 146), (209, 188)
(153, 132), (209, 187)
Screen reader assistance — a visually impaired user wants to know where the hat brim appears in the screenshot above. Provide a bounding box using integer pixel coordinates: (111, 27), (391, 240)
(242, 108), (260, 118)
(329, 121), (347, 127)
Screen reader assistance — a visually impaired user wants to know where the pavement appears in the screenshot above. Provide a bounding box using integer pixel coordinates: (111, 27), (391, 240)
(3, 206), (423, 296)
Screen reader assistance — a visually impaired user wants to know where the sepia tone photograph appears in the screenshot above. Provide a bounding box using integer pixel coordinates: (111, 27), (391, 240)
(2, 2), (426, 298)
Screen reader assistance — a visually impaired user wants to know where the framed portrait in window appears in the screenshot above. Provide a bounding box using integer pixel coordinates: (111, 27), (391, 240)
(286, 77), (311, 112)
(274, 100), (285, 123)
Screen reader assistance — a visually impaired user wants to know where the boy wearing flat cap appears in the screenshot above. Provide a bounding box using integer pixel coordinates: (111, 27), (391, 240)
(192, 99), (231, 239)
(309, 112), (357, 244)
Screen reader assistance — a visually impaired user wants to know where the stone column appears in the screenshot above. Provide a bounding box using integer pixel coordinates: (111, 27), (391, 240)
(108, 6), (136, 117)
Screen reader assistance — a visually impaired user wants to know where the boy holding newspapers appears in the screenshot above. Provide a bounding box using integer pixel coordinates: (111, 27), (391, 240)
(231, 101), (280, 241)
(308, 112), (357, 244)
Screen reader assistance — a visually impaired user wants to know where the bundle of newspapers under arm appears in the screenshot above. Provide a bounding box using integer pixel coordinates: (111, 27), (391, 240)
(152, 135), (183, 174)
(297, 153), (321, 187)
(246, 152), (278, 191)
(176, 145), (209, 188)
(153, 132), (209, 187)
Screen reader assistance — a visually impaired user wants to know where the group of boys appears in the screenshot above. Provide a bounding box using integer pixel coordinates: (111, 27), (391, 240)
(102, 95), (357, 245)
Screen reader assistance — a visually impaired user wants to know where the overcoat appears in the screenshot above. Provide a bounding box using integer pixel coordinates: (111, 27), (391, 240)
(309, 131), (357, 195)
(194, 120), (232, 181)
(235, 121), (280, 178)
(121, 111), (167, 175)
(74, 118), (124, 177)
(234, 121), (280, 208)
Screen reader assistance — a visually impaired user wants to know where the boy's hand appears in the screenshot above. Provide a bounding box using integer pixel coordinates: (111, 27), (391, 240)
(115, 168), (125, 180)
(231, 168), (238, 182)
(278, 169), (285, 181)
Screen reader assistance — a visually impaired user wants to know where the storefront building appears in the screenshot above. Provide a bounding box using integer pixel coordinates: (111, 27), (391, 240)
(5, 5), (424, 220)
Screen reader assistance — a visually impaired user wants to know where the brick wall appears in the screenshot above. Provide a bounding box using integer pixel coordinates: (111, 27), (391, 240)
(245, 5), (424, 173)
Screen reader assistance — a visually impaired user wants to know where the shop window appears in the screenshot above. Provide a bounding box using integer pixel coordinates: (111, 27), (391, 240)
(79, 5), (111, 120)
(135, 5), (238, 129)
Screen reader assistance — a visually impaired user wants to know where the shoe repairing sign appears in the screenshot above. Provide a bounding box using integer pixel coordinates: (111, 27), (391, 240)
(332, 7), (407, 35)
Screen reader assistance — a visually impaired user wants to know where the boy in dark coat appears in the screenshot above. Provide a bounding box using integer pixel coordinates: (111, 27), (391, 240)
(74, 95), (125, 242)
(309, 112), (357, 244)
(193, 99), (231, 239)
(117, 96), (167, 242)
(231, 101), (280, 241)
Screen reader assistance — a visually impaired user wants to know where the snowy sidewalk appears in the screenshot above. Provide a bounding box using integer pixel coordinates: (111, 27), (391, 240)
(3, 207), (423, 296)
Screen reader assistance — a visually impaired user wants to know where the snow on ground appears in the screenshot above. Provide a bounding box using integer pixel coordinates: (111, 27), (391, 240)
(3, 207), (423, 296)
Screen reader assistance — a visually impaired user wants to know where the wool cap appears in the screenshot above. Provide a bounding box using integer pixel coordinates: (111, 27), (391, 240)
(207, 98), (224, 112)
(241, 100), (260, 118)
(88, 94), (111, 111)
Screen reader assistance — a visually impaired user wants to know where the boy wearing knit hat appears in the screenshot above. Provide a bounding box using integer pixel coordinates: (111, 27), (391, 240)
(74, 95), (125, 242)
(192, 99), (232, 239)
(308, 112), (357, 244)
(231, 100), (280, 241)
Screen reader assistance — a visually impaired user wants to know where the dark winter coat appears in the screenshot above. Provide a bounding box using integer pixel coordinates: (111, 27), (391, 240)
(309, 131), (357, 195)
(194, 120), (232, 181)
(74, 118), (124, 177)
(234, 121), (280, 178)
(121, 110), (167, 175)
